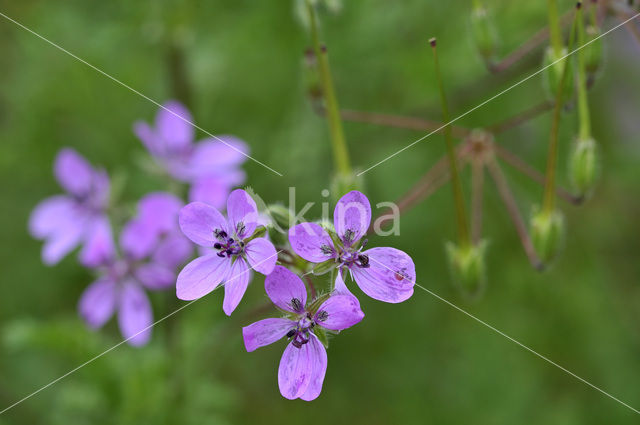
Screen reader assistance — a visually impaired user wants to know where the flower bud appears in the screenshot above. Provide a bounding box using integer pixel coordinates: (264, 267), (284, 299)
(470, 2), (499, 63)
(267, 204), (294, 231)
(584, 25), (603, 84)
(529, 208), (565, 265)
(569, 137), (598, 197)
(543, 47), (574, 102)
(445, 240), (488, 298)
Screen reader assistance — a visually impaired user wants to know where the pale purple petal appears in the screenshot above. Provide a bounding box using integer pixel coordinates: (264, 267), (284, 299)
(152, 233), (193, 268)
(242, 318), (295, 352)
(155, 100), (194, 152)
(333, 270), (356, 299)
(333, 190), (371, 246)
(222, 258), (250, 316)
(178, 202), (228, 247)
(278, 339), (313, 400)
(245, 237), (277, 275)
(351, 247), (415, 303)
(41, 211), (89, 265)
(118, 281), (153, 346)
(188, 136), (249, 177)
(54, 148), (93, 197)
(265, 265), (307, 313)
(315, 295), (364, 331)
(79, 215), (115, 267)
(288, 223), (335, 263)
(176, 254), (230, 300)
(299, 334), (328, 401)
(226, 189), (258, 239)
(91, 170), (111, 209)
(78, 278), (116, 329)
(135, 262), (176, 290)
(29, 195), (77, 239)
(138, 192), (183, 233)
(133, 121), (161, 156)
(120, 218), (156, 261)
(189, 177), (231, 210)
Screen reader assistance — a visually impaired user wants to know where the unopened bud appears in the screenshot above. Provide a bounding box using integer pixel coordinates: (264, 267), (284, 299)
(543, 47), (574, 102)
(445, 240), (488, 298)
(530, 208), (565, 265)
(584, 25), (603, 83)
(569, 137), (598, 197)
(470, 2), (499, 63)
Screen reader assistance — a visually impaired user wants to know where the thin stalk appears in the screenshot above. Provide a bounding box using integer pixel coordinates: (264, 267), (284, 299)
(576, 5), (592, 139)
(487, 100), (554, 134)
(306, 0), (351, 176)
(471, 159), (484, 244)
(542, 7), (579, 213)
(431, 38), (470, 247)
(548, 0), (564, 56)
(487, 158), (543, 270)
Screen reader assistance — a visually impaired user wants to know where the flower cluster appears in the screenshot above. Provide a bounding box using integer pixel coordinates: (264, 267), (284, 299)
(29, 101), (416, 401)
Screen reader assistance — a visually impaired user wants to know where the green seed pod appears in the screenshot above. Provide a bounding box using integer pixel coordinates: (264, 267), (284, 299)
(445, 240), (488, 299)
(543, 47), (574, 102)
(569, 137), (598, 198)
(584, 25), (603, 82)
(312, 259), (337, 276)
(529, 208), (565, 265)
(470, 2), (499, 63)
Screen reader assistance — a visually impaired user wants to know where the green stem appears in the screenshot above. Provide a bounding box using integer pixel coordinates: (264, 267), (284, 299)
(431, 38), (470, 247)
(548, 0), (563, 56)
(542, 5), (579, 213)
(306, 0), (352, 176)
(576, 4), (591, 140)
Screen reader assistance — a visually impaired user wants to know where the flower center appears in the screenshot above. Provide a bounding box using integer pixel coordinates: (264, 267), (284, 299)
(286, 311), (327, 349)
(212, 229), (243, 258)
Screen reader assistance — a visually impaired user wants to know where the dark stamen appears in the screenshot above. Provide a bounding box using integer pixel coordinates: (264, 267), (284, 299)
(291, 298), (303, 312)
(316, 310), (329, 322)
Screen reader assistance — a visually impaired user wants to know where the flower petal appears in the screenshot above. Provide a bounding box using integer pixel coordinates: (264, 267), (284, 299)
(245, 237), (277, 275)
(222, 259), (251, 316)
(152, 233), (193, 268)
(351, 247), (415, 303)
(29, 196), (77, 239)
(334, 269), (356, 299)
(178, 202), (228, 247)
(278, 339), (313, 400)
(242, 318), (295, 352)
(226, 189), (258, 239)
(265, 265), (307, 313)
(118, 281), (153, 347)
(79, 215), (116, 267)
(54, 148), (94, 197)
(135, 262), (176, 290)
(299, 334), (328, 401)
(138, 192), (183, 234)
(188, 136), (249, 177)
(41, 211), (88, 265)
(133, 121), (161, 156)
(333, 190), (371, 246)
(189, 176), (232, 210)
(288, 223), (335, 263)
(120, 218), (156, 261)
(78, 278), (116, 329)
(155, 100), (194, 152)
(176, 254), (230, 300)
(315, 294), (364, 331)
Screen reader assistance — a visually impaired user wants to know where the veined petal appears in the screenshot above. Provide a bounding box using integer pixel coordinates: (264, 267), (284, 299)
(78, 278), (116, 329)
(245, 237), (277, 275)
(242, 318), (295, 352)
(155, 100), (194, 152)
(352, 247), (415, 303)
(333, 190), (371, 246)
(178, 202), (228, 247)
(315, 295), (364, 331)
(29, 195), (77, 239)
(54, 148), (94, 197)
(226, 189), (258, 239)
(176, 254), (230, 300)
(135, 262), (176, 290)
(79, 215), (115, 267)
(288, 223), (335, 263)
(222, 259), (251, 316)
(299, 334), (328, 401)
(265, 265), (307, 313)
(118, 281), (153, 347)
(278, 339), (313, 400)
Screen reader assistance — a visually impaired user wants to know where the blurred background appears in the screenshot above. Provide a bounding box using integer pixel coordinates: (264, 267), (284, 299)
(1, 0), (640, 423)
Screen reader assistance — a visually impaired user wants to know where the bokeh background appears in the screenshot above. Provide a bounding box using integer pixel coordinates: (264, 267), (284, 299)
(1, 0), (640, 423)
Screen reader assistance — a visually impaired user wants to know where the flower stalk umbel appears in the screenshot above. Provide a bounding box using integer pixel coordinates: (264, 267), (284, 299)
(431, 38), (486, 295)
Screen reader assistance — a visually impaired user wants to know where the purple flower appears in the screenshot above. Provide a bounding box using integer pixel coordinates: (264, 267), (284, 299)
(78, 192), (192, 346)
(29, 148), (113, 266)
(289, 191), (415, 303)
(177, 189), (277, 315)
(133, 101), (249, 209)
(242, 266), (364, 401)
